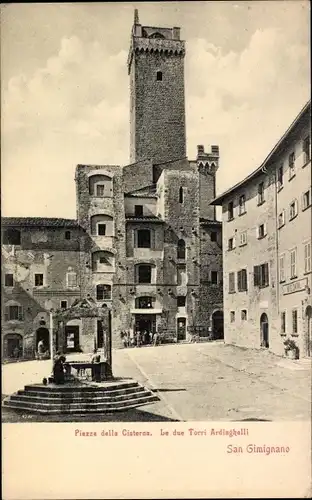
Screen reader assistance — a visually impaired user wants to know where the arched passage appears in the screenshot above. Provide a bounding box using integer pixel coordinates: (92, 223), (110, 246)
(305, 306), (312, 357)
(212, 310), (224, 339)
(260, 313), (269, 348)
(36, 327), (49, 351)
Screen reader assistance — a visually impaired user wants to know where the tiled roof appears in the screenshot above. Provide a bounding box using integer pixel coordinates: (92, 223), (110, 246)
(126, 216), (163, 222)
(199, 218), (222, 226)
(2, 217), (79, 228)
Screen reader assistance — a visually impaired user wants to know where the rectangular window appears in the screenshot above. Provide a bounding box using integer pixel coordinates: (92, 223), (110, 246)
(6, 305), (23, 321)
(239, 231), (247, 246)
(303, 136), (310, 164)
(289, 200), (298, 220)
(67, 272), (77, 288)
(238, 194), (246, 215)
(279, 254), (285, 282)
(96, 184), (105, 197)
(278, 210), (285, 229)
(228, 237), (235, 251)
(134, 205), (143, 217)
(61, 300), (67, 309)
(229, 272), (235, 293)
(210, 231), (217, 242)
(277, 164), (283, 189)
(98, 224), (106, 236)
(257, 223), (266, 239)
(137, 229), (151, 248)
(177, 296), (186, 307)
(281, 311), (286, 334)
(290, 248), (297, 279)
(292, 309), (298, 334)
(230, 311), (235, 323)
(304, 242), (311, 273)
(228, 201), (234, 220)
(254, 263), (269, 288)
(34, 274), (43, 287)
(96, 284), (112, 300)
(288, 152), (295, 179)
(258, 182), (265, 205)
(65, 231), (71, 240)
(302, 188), (311, 210)
(5, 274), (14, 287)
(210, 271), (218, 284)
(138, 265), (152, 284)
(241, 309), (247, 321)
(237, 269), (248, 291)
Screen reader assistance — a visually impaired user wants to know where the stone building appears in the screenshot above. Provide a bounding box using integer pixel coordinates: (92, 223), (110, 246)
(2, 11), (223, 359)
(2, 218), (86, 359)
(211, 101), (311, 358)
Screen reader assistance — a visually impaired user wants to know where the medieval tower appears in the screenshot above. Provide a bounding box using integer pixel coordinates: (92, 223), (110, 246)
(128, 10), (186, 164)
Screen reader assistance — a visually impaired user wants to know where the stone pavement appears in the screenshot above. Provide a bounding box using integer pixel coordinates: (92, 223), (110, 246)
(2, 342), (311, 422)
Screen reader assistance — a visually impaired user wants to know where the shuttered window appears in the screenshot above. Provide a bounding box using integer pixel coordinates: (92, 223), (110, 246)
(237, 269), (248, 291)
(254, 263), (269, 288)
(5, 305), (24, 321)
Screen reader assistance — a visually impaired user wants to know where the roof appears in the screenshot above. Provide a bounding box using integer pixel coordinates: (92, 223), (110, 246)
(125, 216), (163, 223)
(199, 218), (222, 226)
(2, 217), (79, 228)
(211, 100), (311, 205)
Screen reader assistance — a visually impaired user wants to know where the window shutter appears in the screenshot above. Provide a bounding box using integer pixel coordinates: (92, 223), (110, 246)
(264, 263), (269, 286)
(18, 306), (24, 321)
(133, 229), (137, 248)
(242, 269), (247, 290)
(4, 307), (9, 322)
(295, 199), (298, 215)
(264, 223), (267, 236)
(237, 270), (241, 291)
(254, 266), (260, 286)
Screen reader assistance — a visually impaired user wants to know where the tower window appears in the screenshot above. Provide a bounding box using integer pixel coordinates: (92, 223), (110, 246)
(98, 224), (106, 236)
(177, 239), (186, 260)
(137, 229), (151, 248)
(179, 187), (184, 203)
(135, 205), (143, 217)
(156, 71), (163, 81)
(65, 231), (71, 240)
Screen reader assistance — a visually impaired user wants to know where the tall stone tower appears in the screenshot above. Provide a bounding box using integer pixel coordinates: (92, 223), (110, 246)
(128, 10), (186, 165)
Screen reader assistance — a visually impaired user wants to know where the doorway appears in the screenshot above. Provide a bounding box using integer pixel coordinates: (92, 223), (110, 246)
(65, 325), (80, 352)
(212, 310), (224, 339)
(260, 313), (269, 348)
(3, 334), (23, 359)
(36, 327), (49, 351)
(177, 318), (186, 341)
(305, 306), (312, 357)
(135, 315), (156, 344)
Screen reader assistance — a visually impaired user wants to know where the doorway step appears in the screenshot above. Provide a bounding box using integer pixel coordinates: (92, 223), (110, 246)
(2, 379), (160, 414)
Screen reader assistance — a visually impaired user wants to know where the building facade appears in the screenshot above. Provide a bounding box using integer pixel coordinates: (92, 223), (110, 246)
(212, 101), (311, 358)
(2, 12), (223, 359)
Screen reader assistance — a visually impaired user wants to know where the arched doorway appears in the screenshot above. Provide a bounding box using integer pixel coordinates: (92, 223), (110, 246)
(260, 313), (269, 348)
(36, 327), (49, 351)
(3, 334), (23, 359)
(212, 310), (224, 339)
(305, 306), (312, 357)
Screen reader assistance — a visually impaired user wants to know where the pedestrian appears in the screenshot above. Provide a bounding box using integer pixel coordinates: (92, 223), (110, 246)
(136, 330), (141, 347)
(91, 349), (101, 381)
(52, 351), (66, 384)
(153, 332), (159, 346)
(37, 339), (45, 360)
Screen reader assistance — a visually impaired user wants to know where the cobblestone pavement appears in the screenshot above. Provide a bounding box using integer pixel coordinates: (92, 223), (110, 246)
(2, 342), (311, 422)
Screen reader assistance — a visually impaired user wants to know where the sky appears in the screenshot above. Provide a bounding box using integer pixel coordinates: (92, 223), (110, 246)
(1, 1), (310, 218)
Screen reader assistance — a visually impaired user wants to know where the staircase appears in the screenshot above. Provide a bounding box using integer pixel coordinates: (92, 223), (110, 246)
(3, 379), (160, 414)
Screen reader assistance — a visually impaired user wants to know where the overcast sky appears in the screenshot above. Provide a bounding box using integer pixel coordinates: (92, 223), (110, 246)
(1, 1), (310, 218)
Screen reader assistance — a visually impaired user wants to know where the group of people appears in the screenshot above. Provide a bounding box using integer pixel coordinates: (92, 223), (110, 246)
(120, 330), (160, 348)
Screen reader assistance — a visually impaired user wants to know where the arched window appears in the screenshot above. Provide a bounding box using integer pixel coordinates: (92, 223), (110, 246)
(149, 32), (166, 39)
(92, 251), (115, 272)
(179, 187), (184, 203)
(135, 297), (154, 309)
(156, 71), (163, 81)
(89, 174), (113, 198)
(177, 239), (186, 260)
(137, 229), (151, 248)
(96, 284), (112, 300)
(136, 264), (152, 284)
(90, 215), (114, 237)
(3, 228), (21, 245)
